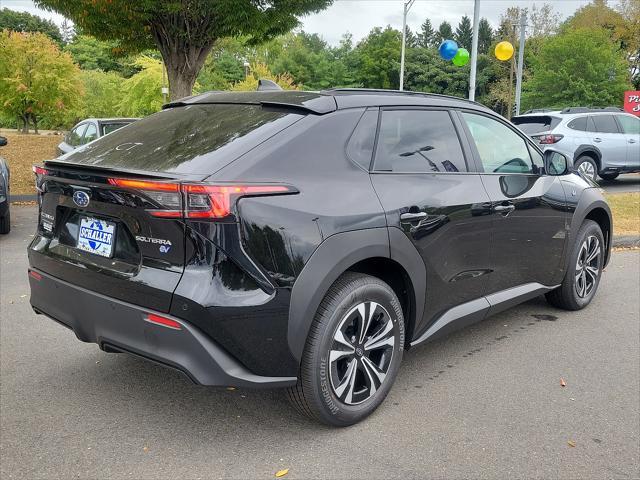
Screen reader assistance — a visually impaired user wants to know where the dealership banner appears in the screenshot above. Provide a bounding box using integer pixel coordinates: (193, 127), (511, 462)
(624, 90), (640, 116)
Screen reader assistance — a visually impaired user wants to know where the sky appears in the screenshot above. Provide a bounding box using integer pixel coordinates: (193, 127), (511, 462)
(2, 0), (607, 46)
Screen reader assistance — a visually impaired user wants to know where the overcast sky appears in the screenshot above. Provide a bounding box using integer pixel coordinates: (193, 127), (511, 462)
(3, 0), (605, 46)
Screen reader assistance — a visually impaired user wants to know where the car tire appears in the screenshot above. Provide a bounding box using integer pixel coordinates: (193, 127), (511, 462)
(546, 220), (604, 311)
(286, 272), (405, 426)
(599, 172), (619, 181)
(0, 210), (10, 234)
(574, 156), (598, 182)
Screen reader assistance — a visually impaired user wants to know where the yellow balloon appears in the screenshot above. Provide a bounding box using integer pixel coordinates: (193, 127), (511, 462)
(495, 41), (514, 61)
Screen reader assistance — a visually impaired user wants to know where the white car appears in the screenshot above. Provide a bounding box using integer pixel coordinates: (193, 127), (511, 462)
(57, 118), (138, 155)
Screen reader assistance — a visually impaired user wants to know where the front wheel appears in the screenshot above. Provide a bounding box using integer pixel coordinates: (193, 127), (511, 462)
(546, 220), (604, 310)
(286, 272), (405, 426)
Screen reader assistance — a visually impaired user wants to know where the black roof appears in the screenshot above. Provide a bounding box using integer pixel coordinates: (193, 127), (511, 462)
(163, 88), (488, 115)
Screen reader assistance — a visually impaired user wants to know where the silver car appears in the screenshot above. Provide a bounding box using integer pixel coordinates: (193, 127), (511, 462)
(513, 108), (640, 181)
(57, 118), (139, 155)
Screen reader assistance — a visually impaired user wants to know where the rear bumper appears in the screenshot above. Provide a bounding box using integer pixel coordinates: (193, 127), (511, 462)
(28, 268), (297, 389)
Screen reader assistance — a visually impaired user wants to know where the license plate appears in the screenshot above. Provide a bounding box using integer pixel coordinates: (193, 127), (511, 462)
(77, 217), (116, 258)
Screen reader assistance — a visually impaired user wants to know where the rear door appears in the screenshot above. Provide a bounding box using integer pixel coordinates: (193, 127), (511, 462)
(458, 110), (569, 292)
(615, 114), (640, 169)
(368, 108), (494, 336)
(588, 115), (627, 168)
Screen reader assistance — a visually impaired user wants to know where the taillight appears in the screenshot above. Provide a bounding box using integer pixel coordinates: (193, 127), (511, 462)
(144, 313), (182, 330)
(183, 184), (294, 219)
(32, 165), (50, 192)
(108, 177), (296, 220)
(108, 178), (182, 218)
(534, 134), (564, 144)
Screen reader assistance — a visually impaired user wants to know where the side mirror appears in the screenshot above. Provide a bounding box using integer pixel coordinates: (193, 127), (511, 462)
(544, 149), (569, 176)
(0, 136), (7, 147)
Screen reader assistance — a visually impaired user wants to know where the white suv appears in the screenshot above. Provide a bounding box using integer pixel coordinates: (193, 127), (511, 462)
(512, 108), (640, 181)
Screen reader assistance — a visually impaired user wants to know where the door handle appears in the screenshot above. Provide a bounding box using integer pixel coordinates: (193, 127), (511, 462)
(593, 137), (602, 143)
(629, 138), (637, 144)
(400, 212), (427, 221)
(493, 204), (515, 213)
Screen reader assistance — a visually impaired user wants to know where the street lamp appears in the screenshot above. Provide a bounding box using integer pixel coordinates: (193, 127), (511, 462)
(243, 61), (250, 79)
(399, 0), (416, 91)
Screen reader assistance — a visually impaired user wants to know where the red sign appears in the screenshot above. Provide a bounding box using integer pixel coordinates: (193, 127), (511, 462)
(624, 90), (640, 116)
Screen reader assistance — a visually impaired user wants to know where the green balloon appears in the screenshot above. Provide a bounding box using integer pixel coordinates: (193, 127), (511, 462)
(452, 48), (470, 67)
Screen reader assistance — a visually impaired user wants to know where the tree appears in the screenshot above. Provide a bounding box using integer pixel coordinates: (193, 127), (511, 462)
(522, 28), (631, 110)
(418, 19), (435, 48)
(355, 26), (402, 89)
(231, 62), (297, 91)
(455, 15), (473, 50)
(65, 35), (135, 75)
(529, 3), (561, 37)
(434, 21), (453, 47)
(60, 18), (75, 44)
(404, 26), (417, 49)
(79, 69), (122, 117)
(0, 30), (82, 132)
(616, 0), (640, 87)
(478, 18), (494, 53)
(36, 0), (333, 101)
(404, 47), (468, 96)
(0, 8), (62, 44)
(118, 56), (164, 116)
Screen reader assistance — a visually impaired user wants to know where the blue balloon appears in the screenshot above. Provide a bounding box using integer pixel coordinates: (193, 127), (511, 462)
(439, 40), (459, 61)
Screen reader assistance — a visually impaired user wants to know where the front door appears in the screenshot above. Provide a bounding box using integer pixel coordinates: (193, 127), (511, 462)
(458, 110), (569, 294)
(368, 108), (494, 337)
(615, 114), (640, 169)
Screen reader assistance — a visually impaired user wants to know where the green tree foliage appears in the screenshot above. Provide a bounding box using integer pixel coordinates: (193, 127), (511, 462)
(522, 28), (632, 110)
(0, 8), (62, 44)
(36, 0), (333, 100)
(118, 56), (163, 116)
(455, 15), (473, 50)
(418, 19), (435, 48)
(355, 27), (401, 89)
(530, 3), (561, 37)
(231, 62), (297, 91)
(434, 21), (453, 46)
(478, 18), (494, 53)
(404, 47), (468, 96)
(0, 30), (82, 132)
(404, 26), (417, 48)
(65, 35), (136, 75)
(79, 69), (122, 117)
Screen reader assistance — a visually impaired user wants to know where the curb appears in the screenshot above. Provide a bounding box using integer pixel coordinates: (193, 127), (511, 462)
(10, 195), (37, 202)
(612, 235), (640, 249)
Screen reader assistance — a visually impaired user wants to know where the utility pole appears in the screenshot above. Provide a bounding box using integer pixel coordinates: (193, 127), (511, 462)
(514, 10), (527, 116)
(468, 0), (481, 101)
(399, 0), (415, 91)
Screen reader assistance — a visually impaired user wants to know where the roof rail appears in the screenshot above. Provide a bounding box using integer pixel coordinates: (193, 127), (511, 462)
(322, 88), (485, 107)
(560, 106), (624, 114)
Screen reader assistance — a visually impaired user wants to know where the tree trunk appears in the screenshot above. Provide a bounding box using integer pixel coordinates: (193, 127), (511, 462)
(19, 114), (28, 134)
(152, 25), (214, 102)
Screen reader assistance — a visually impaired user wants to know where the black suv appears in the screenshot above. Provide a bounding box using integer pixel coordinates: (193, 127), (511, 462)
(28, 89), (612, 426)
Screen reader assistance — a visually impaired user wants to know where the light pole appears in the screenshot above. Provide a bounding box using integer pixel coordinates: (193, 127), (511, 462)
(468, 0), (481, 101)
(514, 10), (527, 116)
(399, 0), (415, 91)
(243, 61), (250, 79)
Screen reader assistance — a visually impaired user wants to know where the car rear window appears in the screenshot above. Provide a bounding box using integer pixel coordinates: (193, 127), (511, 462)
(512, 115), (560, 134)
(101, 122), (131, 136)
(56, 104), (304, 175)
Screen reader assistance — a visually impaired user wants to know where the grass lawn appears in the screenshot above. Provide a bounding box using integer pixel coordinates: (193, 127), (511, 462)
(606, 192), (640, 237)
(1, 131), (60, 195)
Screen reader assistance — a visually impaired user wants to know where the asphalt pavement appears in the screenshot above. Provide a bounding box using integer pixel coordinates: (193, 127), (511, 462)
(1, 206), (639, 480)
(598, 173), (640, 194)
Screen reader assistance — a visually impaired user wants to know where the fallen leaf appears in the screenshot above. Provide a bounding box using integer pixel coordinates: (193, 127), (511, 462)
(560, 378), (566, 387)
(275, 469), (289, 478)
(567, 440), (576, 447)
(143, 446), (149, 453)
(20, 294), (27, 298)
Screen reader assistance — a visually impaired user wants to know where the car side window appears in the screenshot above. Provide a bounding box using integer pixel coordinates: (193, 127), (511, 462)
(347, 110), (378, 170)
(67, 124), (86, 147)
(567, 116), (587, 131)
(373, 110), (467, 173)
(616, 115), (640, 135)
(461, 112), (537, 174)
(83, 123), (98, 144)
(592, 115), (620, 134)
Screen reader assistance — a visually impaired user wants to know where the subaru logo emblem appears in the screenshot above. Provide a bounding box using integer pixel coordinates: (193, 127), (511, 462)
(73, 190), (90, 208)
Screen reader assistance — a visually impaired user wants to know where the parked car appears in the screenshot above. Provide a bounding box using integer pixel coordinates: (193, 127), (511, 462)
(512, 107), (640, 181)
(0, 136), (10, 234)
(57, 118), (139, 155)
(29, 89), (612, 426)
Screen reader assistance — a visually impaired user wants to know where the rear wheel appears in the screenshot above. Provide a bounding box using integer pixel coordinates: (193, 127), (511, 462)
(286, 272), (404, 426)
(574, 156), (598, 182)
(546, 220), (604, 310)
(599, 172), (619, 181)
(0, 209), (10, 234)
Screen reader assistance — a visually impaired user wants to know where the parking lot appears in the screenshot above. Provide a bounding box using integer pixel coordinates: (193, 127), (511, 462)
(1, 205), (639, 479)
